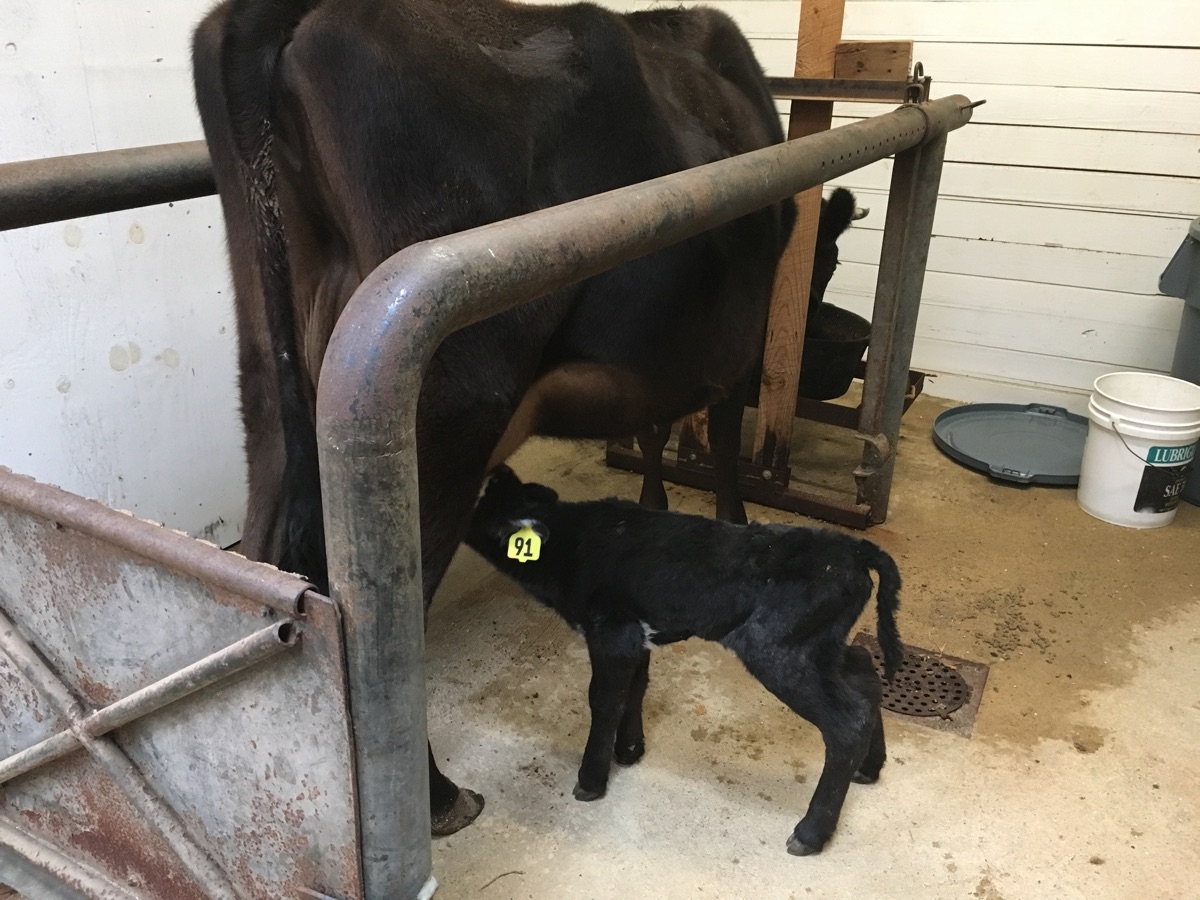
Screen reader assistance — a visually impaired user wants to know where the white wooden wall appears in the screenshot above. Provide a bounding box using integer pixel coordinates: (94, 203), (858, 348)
(0, 1), (243, 545)
(594, 0), (1200, 412)
(2, 1), (1196, 548)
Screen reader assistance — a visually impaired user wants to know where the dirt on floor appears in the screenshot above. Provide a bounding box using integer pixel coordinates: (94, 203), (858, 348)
(3, 393), (1196, 899)
(425, 392), (1199, 899)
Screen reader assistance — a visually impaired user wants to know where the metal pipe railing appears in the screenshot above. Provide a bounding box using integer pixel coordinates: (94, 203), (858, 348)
(314, 95), (974, 899)
(0, 617), (299, 785)
(0, 140), (213, 231)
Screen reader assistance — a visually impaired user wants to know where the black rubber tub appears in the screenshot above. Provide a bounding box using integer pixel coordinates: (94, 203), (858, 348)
(798, 304), (871, 400)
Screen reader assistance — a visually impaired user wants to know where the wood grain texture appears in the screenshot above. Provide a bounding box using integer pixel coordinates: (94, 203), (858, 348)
(751, 0), (844, 469)
(834, 40), (912, 80)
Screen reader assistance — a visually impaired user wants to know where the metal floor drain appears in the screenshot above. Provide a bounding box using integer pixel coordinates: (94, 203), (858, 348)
(877, 650), (969, 718)
(853, 633), (990, 737)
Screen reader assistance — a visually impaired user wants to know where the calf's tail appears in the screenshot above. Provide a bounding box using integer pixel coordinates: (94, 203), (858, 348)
(864, 543), (904, 681)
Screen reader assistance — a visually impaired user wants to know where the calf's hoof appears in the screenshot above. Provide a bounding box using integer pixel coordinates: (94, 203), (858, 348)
(785, 832), (824, 856)
(851, 769), (879, 785)
(430, 787), (485, 836)
(572, 781), (607, 802)
(614, 741), (645, 766)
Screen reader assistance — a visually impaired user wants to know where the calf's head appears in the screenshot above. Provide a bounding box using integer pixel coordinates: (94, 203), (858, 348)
(469, 465), (558, 548)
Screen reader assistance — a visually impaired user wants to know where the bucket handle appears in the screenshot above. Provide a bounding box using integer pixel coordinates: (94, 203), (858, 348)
(1110, 415), (1194, 467)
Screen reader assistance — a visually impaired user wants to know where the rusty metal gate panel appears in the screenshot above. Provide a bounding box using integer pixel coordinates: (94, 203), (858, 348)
(0, 467), (364, 899)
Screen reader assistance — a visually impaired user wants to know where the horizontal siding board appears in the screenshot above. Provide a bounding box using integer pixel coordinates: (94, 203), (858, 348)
(751, 39), (1200, 92)
(842, 191), (1188, 258)
(837, 228), (1170, 294)
(905, 337), (1173, 392)
(833, 85), (1200, 136)
(825, 117), (1200, 178)
(588, 1), (1200, 46)
(824, 266), (1181, 371)
(827, 159), (1200, 216)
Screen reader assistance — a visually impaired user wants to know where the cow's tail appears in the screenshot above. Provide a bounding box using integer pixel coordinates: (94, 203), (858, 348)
(862, 541), (904, 681)
(819, 186), (858, 244)
(221, 0), (327, 588)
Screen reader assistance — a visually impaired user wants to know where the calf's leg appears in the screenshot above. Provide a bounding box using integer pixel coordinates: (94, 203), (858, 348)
(614, 647), (651, 765)
(575, 622), (646, 800)
(730, 639), (877, 855)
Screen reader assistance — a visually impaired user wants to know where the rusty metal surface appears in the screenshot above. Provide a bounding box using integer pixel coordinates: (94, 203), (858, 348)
(0, 141), (214, 232)
(767, 76), (912, 103)
(315, 97), (972, 898)
(0, 616), (298, 785)
(0, 813), (142, 900)
(856, 133), (949, 523)
(853, 633), (990, 738)
(0, 468), (362, 899)
(604, 366), (928, 526)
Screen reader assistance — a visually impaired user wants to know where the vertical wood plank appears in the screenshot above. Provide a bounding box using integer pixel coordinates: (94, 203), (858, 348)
(752, 0), (846, 471)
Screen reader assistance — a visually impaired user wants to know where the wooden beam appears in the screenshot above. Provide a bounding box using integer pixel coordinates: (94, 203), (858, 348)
(834, 40), (913, 81)
(752, 0), (845, 472)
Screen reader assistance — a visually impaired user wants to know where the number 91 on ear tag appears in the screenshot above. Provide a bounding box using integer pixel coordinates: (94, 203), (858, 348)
(507, 525), (542, 562)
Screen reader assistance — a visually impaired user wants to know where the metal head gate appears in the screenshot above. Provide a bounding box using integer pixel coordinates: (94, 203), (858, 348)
(0, 469), (362, 899)
(1, 94), (973, 898)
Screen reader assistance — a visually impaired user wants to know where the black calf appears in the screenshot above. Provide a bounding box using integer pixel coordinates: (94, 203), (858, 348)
(466, 465), (904, 855)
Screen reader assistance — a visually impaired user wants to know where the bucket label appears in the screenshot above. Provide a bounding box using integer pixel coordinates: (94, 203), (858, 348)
(1134, 461), (1193, 514)
(1146, 443), (1196, 465)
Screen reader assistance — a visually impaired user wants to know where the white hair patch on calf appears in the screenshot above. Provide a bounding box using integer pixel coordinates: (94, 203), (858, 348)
(641, 621), (658, 649)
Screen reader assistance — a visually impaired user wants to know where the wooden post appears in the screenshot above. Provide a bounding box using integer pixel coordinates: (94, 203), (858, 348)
(751, 0), (847, 473)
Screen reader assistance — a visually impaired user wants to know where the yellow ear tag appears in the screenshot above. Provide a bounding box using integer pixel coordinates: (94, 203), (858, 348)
(507, 524), (542, 563)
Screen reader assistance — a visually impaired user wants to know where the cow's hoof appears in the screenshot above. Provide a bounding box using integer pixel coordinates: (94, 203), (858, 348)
(786, 833), (823, 856)
(430, 788), (485, 836)
(851, 769), (879, 784)
(572, 781), (606, 802)
(614, 741), (645, 766)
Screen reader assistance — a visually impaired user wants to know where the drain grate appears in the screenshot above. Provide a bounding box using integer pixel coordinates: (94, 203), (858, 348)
(874, 649), (969, 718)
(853, 633), (990, 737)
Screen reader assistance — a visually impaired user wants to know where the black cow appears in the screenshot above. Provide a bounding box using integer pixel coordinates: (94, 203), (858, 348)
(466, 465), (904, 855)
(636, 186), (865, 524)
(193, 0), (793, 833)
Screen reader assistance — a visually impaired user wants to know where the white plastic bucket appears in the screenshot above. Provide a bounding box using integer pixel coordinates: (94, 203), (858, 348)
(1077, 372), (1200, 528)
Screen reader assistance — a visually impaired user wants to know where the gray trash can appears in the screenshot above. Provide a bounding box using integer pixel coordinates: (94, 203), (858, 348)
(1159, 216), (1200, 505)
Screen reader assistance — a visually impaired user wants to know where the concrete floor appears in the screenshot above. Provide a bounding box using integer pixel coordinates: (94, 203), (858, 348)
(425, 393), (1200, 899)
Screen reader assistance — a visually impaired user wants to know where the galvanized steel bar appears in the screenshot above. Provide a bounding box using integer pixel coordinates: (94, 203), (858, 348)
(0, 140), (214, 231)
(0, 616), (299, 785)
(0, 467), (312, 615)
(315, 95), (973, 899)
(0, 605), (248, 899)
(856, 130), (950, 519)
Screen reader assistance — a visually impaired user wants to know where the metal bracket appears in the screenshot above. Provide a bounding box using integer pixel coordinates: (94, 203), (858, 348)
(853, 432), (894, 484)
(904, 62), (932, 104)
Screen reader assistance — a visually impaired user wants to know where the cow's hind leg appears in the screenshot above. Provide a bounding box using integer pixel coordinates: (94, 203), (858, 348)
(731, 639), (876, 855)
(707, 381), (751, 524)
(575, 622), (646, 800)
(614, 646), (651, 765)
(429, 745), (484, 836)
(636, 423), (672, 511)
